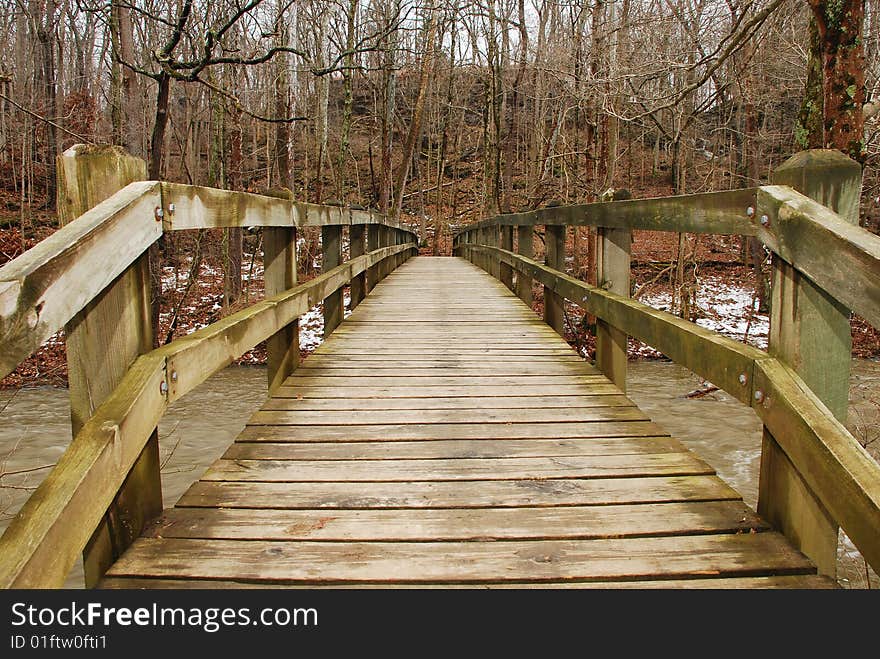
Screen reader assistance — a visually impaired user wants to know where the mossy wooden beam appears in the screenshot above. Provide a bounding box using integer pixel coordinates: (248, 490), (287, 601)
(454, 188), (758, 235)
(752, 358), (880, 573)
(757, 184), (880, 329)
(0, 181), (161, 379)
(161, 183), (417, 235)
(0, 353), (168, 588)
(595, 228), (631, 391)
(54, 146), (162, 588)
(756, 149), (861, 577)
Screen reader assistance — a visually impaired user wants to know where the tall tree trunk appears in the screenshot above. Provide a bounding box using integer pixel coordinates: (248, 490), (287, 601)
(378, 4), (398, 212)
(795, 17), (826, 150)
(34, 0), (58, 206)
(313, 11), (331, 203)
(808, 0), (866, 161)
(393, 12), (436, 218)
(336, 0), (358, 201)
(149, 71), (170, 179)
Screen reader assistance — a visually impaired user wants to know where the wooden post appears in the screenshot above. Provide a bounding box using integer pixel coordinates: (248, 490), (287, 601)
(366, 224), (380, 293)
(57, 144), (161, 587)
(264, 228), (299, 393)
(350, 224), (366, 309)
(492, 225), (502, 280)
(322, 225), (344, 336)
(261, 188), (299, 394)
(758, 149), (861, 577)
(544, 224), (566, 335)
(516, 225), (533, 307)
(595, 227), (631, 391)
(500, 226), (514, 290)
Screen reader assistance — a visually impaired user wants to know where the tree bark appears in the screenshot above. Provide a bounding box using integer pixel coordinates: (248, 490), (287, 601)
(808, 0), (867, 161)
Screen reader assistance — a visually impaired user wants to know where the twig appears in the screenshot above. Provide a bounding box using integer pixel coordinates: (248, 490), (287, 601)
(1, 464), (54, 478)
(633, 264), (674, 300)
(0, 389), (20, 417)
(0, 92), (93, 142)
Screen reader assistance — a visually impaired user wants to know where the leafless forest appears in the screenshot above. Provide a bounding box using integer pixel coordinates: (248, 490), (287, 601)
(1, 0), (879, 383)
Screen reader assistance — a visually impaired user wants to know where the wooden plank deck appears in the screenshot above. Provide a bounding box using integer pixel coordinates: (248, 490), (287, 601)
(100, 257), (834, 588)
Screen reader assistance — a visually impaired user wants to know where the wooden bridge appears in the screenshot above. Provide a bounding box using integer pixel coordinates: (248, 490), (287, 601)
(0, 145), (878, 588)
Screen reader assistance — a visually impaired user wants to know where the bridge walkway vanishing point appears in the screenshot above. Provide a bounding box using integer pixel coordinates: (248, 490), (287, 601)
(99, 257), (833, 588)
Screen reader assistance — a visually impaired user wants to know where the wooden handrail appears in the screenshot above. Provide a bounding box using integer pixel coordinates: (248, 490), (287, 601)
(453, 184), (879, 329)
(160, 183), (415, 231)
(457, 188), (758, 235)
(0, 181), (162, 378)
(0, 241), (414, 588)
(756, 185), (880, 329)
(0, 182), (418, 381)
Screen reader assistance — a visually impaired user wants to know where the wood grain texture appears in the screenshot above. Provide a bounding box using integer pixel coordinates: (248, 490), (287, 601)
(105, 533), (812, 584)
(101, 257), (823, 589)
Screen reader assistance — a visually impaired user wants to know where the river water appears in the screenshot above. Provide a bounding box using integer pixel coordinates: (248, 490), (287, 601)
(1, 360), (877, 588)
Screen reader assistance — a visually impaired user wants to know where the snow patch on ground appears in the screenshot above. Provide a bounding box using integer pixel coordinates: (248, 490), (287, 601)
(639, 276), (768, 352)
(298, 290), (352, 353)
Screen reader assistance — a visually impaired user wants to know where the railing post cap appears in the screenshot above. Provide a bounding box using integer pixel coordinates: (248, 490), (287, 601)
(773, 149), (861, 179)
(771, 149), (862, 223)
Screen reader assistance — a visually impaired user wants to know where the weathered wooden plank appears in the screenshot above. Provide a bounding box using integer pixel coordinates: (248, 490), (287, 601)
(757, 150), (860, 577)
(247, 406), (647, 426)
(146, 501), (768, 542)
(301, 355), (588, 366)
(544, 224), (566, 335)
(283, 376), (611, 388)
(260, 394), (633, 411)
(237, 420), (664, 442)
(0, 180), (161, 379)
(321, 225), (344, 336)
(175, 475), (743, 510)
(99, 574), (836, 589)
(349, 224), (366, 309)
(290, 365), (602, 377)
(271, 384), (625, 398)
(263, 224), (299, 394)
(55, 145), (161, 589)
(104, 533), (813, 583)
(201, 453), (713, 482)
(516, 225), (534, 306)
(225, 437), (685, 461)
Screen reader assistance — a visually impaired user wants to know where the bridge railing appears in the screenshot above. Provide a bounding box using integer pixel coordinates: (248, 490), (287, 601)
(0, 144), (418, 588)
(453, 149), (880, 579)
